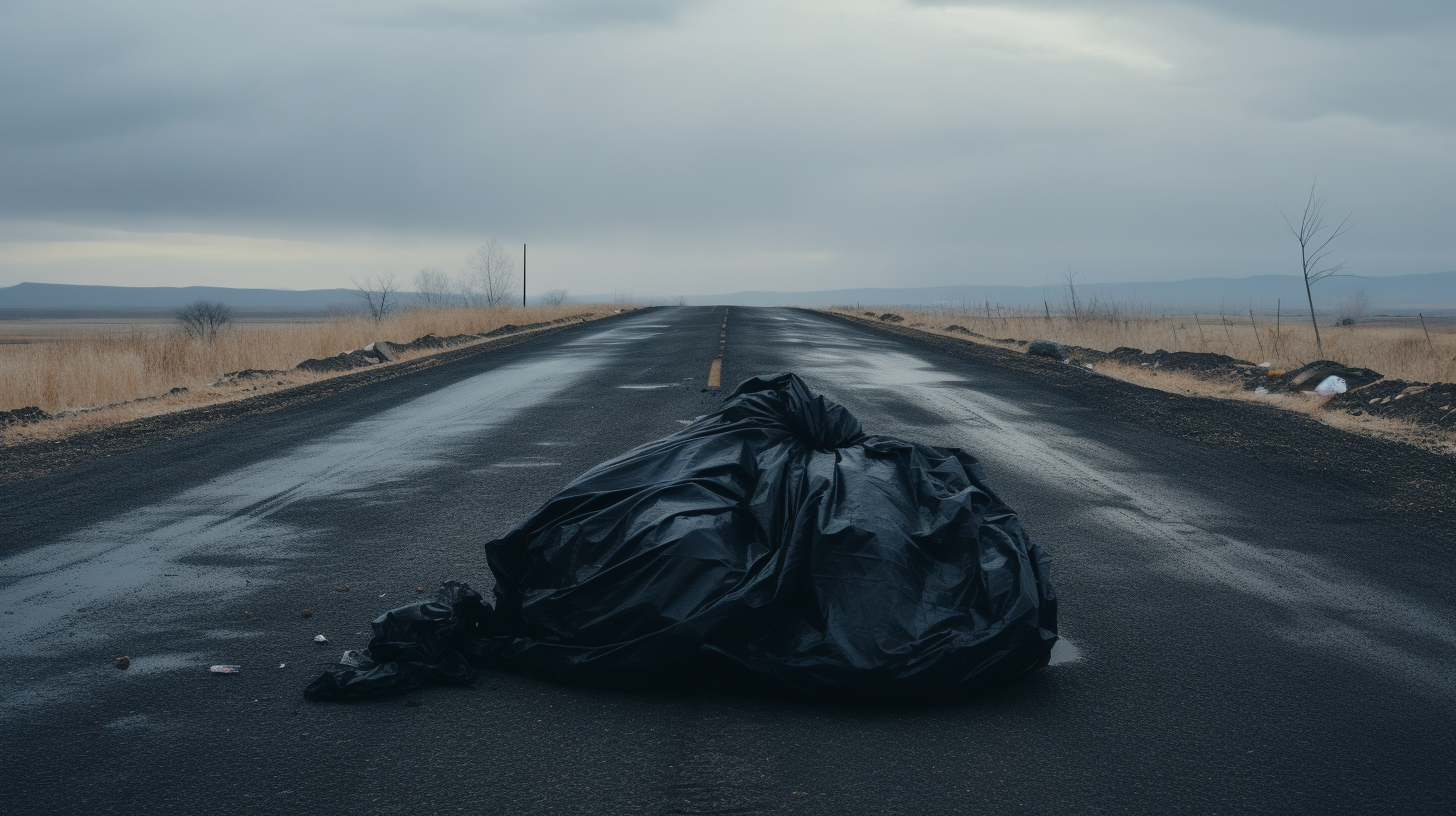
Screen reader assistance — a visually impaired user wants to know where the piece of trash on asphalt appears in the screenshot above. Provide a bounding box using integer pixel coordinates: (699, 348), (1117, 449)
(1314, 375), (1348, 396)
(278, 663), (287, 669)
(335, 585), (351, 592)
(338, 649), (369, 668)
(378, 593), (387, 598)
(415, 586), (425, 593)
(313, 634), (329, 644)
(114, 656), (131, 670)
(210, 665), (241, 675)
(1254, 386), (1270, 396)
(300, 608), (313, 618)
(244, 611), (255, 618)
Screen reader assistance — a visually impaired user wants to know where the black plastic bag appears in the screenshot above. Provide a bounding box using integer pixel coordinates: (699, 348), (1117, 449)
(306, 373), (1056, 702)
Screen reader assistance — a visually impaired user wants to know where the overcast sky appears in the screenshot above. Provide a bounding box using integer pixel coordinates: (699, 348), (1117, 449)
(1, 0), (1452, 296)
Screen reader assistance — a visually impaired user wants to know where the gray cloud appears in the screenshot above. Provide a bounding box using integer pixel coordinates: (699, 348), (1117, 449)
(375, 0), (697, 32)
(0, 0), (1451, 294)
(909, 0), (1456, 34)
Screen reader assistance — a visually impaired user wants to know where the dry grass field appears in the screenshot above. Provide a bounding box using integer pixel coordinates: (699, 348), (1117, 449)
(0, 305), (612, 439)
(832, 306), (1456, 386)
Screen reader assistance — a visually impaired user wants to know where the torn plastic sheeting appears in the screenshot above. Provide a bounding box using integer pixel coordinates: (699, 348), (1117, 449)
(305, 373), (1057, 702)
(1314, 376), (1348, 396)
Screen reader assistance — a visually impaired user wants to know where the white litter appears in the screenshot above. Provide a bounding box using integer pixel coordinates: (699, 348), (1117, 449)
(1254, 386), (1270, 396)
(313, 634), (329, 644)
(1314, 375), (1348, 396)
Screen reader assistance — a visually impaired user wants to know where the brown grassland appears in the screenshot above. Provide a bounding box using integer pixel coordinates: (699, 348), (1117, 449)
(0, 304), (612, 443)
(828, 305), (1456, 455)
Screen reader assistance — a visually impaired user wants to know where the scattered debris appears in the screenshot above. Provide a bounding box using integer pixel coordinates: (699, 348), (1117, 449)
(1314, 376), (1349, 397)
(414, 586), (425, 593)
(313, 634), (329, 644)
(1267, 361), (1383, 395)
(300, 608), (313, 618)
(335, 584), (350, 592)
(244, 610), (255, 618)
(210, 665), (241, 675)
(278, 663), (287, 669)
(115, 656), (131, 670)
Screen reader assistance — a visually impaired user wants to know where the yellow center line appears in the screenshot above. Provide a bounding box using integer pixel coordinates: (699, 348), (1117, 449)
(707, 308), (728, 387)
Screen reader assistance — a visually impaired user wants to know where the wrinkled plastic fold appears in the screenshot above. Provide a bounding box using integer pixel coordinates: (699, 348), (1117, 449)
(305, 373), (1057, 702)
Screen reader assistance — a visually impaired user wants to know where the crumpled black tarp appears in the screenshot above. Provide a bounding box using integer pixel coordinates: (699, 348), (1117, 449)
(305, 372), (1057, 702)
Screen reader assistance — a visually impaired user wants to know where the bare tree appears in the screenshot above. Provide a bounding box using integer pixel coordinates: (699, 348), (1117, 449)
(413, 267), (454, 307)
(463, 240), (517, 308)
(538, 288), (569, 306)
(1280, 179), (1353, 353)
(175, 300), (234, 341)
(353, 271), (400, 323)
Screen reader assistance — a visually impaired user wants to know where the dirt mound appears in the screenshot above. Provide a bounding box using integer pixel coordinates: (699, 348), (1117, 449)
(0, 406), (51, 427)
(878, 313), (904, 323)
(296, 351), (378, 373)
(1331, 380), (1456, 429)
(402, 334), (447, 351)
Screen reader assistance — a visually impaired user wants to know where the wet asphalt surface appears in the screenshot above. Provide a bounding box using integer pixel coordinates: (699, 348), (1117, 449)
(2, 305), (1454, 815)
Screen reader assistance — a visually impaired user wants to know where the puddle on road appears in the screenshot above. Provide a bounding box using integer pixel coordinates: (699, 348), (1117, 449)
(0, 315), (670, 674)
(766, 309), (1456, 707)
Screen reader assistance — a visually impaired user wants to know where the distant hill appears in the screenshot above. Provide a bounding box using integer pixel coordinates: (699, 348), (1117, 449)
(5, 272), (1453, 317)
(0, 282), (363, 316)
(673, 271), (1456, 315)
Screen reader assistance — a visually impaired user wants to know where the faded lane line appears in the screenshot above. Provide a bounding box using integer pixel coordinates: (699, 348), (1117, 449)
(707, 308), (728, 387)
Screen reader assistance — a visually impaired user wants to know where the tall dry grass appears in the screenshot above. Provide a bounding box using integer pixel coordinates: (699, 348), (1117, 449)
(834, 305), (1456, 385)
(0, 305), (609, 414)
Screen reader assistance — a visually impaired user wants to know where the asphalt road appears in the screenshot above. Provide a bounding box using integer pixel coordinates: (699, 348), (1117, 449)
(3, 306), (1454, 815)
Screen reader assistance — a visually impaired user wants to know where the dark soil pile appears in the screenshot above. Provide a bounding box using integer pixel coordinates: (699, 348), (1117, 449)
(0, 406), (51, 427)
(1330, 380), (1456, 429)
(296, 350), (379, 373)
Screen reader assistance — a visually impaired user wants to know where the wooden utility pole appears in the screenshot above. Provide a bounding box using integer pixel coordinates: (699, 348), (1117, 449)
(522, 244), (527, 307)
